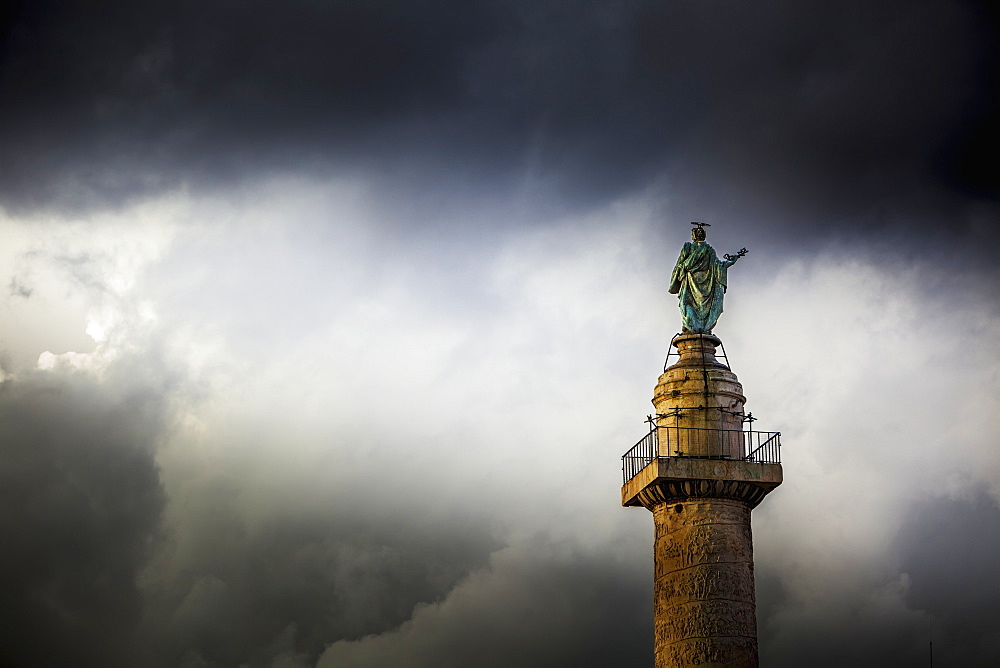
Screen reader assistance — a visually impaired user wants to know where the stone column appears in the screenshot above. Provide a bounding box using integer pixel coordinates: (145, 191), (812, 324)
(651, 495), (757, 667)
(621, 334), (782, 668)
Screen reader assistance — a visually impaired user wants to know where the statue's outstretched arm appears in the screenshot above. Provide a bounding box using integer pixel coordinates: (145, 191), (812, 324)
(723, 248), (748, 266)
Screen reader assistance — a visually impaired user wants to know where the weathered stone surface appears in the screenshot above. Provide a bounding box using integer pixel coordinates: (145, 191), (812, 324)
(653, 334), (747, 458)
(652, 499), (757, 667)
(656, 636), (758, 668)
(655, 600), (756, 646)
(637, 478), (771, 509)
(654, 562), (755, 604)
(622, 458), (782, 508)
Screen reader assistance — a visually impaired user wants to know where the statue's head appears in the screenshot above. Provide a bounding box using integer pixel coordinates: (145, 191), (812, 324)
(691, 226), (706, 242)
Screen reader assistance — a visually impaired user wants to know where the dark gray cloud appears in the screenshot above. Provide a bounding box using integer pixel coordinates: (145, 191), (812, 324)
(2, 0), (997, 253)
(142, 498), (503, 667)
(0, 355), (575, 668)
(754, 489), (1000, 667)
(895, 488), (1000, 665)
(0, 367), (502, 668)
(0, 370), (498, 667)
(0, 369), (167, 668)
(318, 537), (653, 668)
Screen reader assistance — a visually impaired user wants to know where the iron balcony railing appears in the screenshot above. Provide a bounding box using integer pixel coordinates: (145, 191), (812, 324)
(621, 426), (782, 485)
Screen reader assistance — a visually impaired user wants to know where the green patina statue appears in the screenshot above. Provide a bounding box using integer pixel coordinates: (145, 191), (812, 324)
(668, 223), (747, 334)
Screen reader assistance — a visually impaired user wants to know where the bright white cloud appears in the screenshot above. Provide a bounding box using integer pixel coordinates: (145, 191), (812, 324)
(0, 198), (180, 374)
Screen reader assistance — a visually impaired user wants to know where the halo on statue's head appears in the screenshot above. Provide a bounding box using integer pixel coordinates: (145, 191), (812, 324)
(690, 221), (709, 241)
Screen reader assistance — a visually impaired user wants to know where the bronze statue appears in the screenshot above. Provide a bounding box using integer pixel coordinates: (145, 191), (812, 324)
(668, 222), (747, 333)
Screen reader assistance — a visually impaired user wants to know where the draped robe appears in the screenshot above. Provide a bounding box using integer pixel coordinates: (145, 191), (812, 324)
(668, 241), (736, 333)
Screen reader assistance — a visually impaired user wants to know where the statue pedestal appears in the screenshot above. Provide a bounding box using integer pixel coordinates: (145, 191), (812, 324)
(654, 334), (746, 458)
(667, 333), (728, 369)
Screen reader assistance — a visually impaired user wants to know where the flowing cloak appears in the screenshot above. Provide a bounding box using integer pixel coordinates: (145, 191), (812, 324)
(668, 241), (735, 333)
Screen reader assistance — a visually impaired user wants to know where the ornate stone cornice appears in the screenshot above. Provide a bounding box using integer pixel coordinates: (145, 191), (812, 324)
(636, 478), (770, 509)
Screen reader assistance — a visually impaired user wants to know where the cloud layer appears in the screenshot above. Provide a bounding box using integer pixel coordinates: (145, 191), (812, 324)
(2, 1), (997, 255)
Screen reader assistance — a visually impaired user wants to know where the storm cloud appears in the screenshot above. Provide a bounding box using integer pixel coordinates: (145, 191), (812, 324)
(2, 1), (998, 251)
(0, 367), (166, 667)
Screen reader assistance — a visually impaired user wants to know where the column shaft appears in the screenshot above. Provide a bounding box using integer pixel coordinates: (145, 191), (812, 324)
(652, 498), (758, 668)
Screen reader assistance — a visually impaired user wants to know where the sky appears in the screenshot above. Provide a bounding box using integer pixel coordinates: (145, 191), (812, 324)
(0, 1), (998, 666)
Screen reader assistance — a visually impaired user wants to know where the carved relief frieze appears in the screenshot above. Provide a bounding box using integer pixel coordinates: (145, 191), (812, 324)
(654, 523), (753, 571)
(654, 562), (755, 605)
(655, 635), (758, 668)
(654, 599), (756, 642)
(648, 496), (759, 666)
